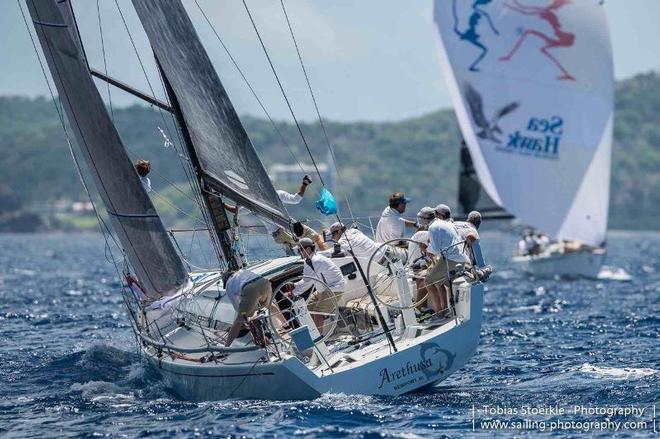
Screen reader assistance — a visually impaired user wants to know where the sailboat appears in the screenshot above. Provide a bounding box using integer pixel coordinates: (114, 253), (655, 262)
(26, 0), (491, 400)
(433, 0), (613, 278)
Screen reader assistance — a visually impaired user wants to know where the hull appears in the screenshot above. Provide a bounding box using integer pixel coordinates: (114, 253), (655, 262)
(145, 283), (484, 401)
(513, 249), (606, 279)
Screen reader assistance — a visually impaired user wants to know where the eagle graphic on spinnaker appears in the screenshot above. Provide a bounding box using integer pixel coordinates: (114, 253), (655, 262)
(463, 82), (519, 143)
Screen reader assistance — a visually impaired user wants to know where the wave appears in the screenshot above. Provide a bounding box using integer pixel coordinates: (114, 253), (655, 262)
(578, 363), (657, 380)
(597, 266), (632, 281)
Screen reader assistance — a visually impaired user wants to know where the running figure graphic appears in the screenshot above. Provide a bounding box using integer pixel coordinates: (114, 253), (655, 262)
(499, 0), (575, 80)
(453, 0), (500, 72)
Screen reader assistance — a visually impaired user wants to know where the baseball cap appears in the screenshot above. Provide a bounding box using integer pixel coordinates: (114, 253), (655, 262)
(434, 204), (452, 219)
(467, 210), (482, 226)
(329, 222), (345, 234)
(417, 206), (435, 220)
(297, 237), (315, 249)
(389, 192), (411, 206)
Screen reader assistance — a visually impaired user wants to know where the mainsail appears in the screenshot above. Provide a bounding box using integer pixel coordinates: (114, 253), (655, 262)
(458, 142), (511, 219)
(435, 0), (613, 246)
(131, 0), (290, 229)
(27, 0), (187, 298)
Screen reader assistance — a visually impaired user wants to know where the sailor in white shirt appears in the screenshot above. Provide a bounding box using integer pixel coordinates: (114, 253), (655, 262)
(225, 175), (325, 253)
(425, 204), (470, 313)
(326, 222), (408, 266)
(222, 268), (273, 347)
(290, 238), (345, 331)
(324, 222), (385, 260)
(453, 210), (481, 262)
(407, 207), (435, 266)
(374, 192), (417, 244)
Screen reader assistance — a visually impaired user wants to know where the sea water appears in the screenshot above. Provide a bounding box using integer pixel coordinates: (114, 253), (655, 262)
(0, 231), (658, 437)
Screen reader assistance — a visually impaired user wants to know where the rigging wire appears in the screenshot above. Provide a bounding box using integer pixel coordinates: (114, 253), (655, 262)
(94, 2), (203, 221)
(240, 1), (397, 350)
(242, 0), (326, 188)
(95, 0), (114, 121)
(278, 0), (356, 220)
(192, 0), (321, 200)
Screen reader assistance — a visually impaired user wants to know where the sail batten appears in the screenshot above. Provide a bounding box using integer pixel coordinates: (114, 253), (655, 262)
(27, 0), (187, 298)
(131, 0), (290, 230)
(434, 0), (613, 246)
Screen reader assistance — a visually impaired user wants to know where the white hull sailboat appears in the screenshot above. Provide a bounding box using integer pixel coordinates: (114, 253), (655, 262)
(26, 0), (490, 400)
(512, 248), (606, 279)
(142, 256), (484, 400)
(434, 0), (614, 279)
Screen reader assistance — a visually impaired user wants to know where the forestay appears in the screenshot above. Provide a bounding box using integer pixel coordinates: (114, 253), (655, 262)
(434, 0), (613, 246)
(131, 0), (290, 229)
(27, 0), (187, 298)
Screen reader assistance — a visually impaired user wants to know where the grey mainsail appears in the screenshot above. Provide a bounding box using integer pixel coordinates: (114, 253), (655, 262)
(131, 0), (290, 229)
(27, 0), (187, 298)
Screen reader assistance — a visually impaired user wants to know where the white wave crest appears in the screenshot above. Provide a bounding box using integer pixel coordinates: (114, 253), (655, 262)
(578, 363), (657, 380)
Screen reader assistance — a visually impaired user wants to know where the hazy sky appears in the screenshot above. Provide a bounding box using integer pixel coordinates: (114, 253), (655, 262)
(2, 0), (659, 122)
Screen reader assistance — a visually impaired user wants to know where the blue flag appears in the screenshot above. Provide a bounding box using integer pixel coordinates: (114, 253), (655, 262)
(315, 188), (337, 215)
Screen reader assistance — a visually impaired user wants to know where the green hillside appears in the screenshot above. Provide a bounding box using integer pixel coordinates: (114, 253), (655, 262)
(1, 72), (659, 230)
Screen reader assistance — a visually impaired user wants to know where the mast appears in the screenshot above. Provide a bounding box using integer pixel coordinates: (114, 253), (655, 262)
(130, 0), (292, 237)
(27, 0), (188, 298)
(157, 64), (242, 270)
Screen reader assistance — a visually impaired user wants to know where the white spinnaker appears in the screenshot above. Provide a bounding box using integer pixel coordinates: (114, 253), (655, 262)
(434, 0), (613, 246)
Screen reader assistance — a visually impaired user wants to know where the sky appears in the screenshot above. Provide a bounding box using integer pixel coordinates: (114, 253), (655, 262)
(2, 0), (660, 122)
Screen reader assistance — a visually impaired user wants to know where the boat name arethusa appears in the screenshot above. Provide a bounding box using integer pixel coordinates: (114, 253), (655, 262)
(377, 343), (456, 390)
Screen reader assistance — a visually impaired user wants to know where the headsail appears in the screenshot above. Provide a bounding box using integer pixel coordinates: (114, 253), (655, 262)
(435, 0), (613, 246)
(131, 0), (290, 229)
(27, 0), (187, 298)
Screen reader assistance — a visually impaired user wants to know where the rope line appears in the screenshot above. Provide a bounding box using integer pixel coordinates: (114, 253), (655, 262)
(95, 0), (114, 121)
(279, 0), (356, 219)
(242, 0), (326, 188)
(192, 0), (322, 200)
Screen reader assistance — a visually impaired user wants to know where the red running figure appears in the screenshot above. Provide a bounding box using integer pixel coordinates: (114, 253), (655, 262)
(499, 0), (575, 81)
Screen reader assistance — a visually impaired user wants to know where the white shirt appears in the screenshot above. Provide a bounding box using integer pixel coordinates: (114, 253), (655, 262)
(293, 253), (346, 296)
(454, 221), (479, 260)
(428, 220), (470, 263)
(331, 228), (385, 261)
(238, 190), (302, 234)
(375, 207), (405, 243)
(224, 269), (259, 312)
(140, 176), (152, 193)
(454, 221), (479, 241)
(407, 230), (429, 265)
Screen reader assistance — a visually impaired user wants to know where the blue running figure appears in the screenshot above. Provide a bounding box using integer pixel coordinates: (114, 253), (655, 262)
(453, 0), (500, 72)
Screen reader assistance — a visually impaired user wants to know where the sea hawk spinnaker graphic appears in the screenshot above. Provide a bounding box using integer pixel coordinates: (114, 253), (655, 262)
(435, 0), (613, 246)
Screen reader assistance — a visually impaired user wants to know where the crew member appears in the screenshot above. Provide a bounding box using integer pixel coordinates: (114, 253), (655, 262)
(223, 269), (273, 347)
(374, 192), (416, 244)
(290, 238), (345, 332)
(454, 210), (482, 262)
(425, 204), (470, 314)
(225, 175), (315, 254)
(135, 159), (152, 193)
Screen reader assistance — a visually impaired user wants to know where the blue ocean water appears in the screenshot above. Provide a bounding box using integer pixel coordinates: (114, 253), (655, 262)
(0, 231), (658, 438)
